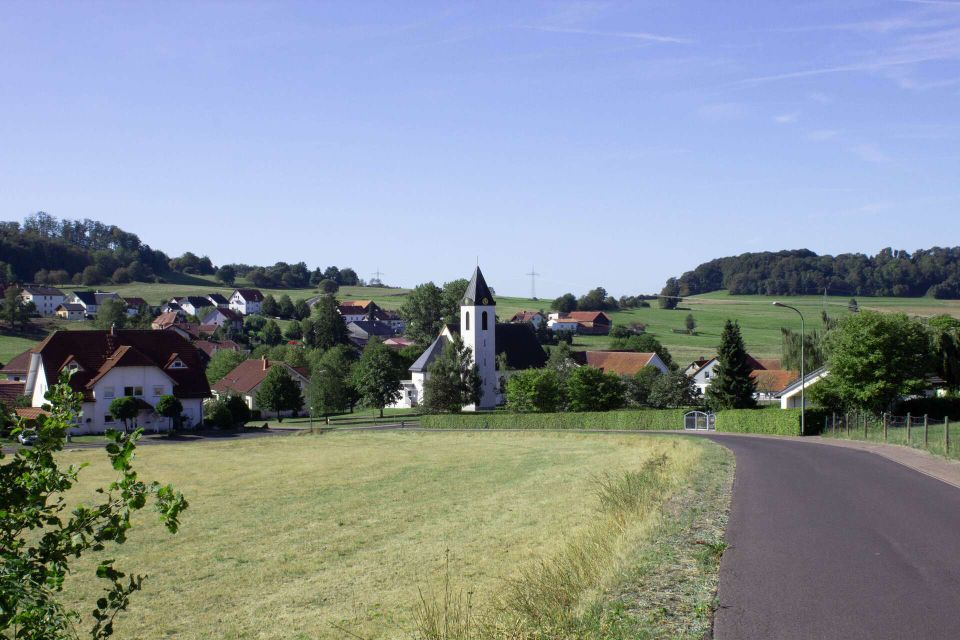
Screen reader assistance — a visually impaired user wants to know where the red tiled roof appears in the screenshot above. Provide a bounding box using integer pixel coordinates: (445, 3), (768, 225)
(31, 330), (211, 402)
(565, 311), (612, 323)
(211, 358), (308, 395)
(511, 311), (544, 322)
(571, 351), (659, 376)
(340, 300), (373, 309)
(123, 297), (148, 307)
(1, 350), (33, 374)
(0, 380), (26, 407)
(15, 407), (49, 421)
(751, 369), (798, 393)
(152, 311), (181, 329)
(754, 358), (782, 371)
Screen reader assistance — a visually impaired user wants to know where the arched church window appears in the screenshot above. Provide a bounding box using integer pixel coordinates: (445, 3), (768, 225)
(465, 311), (470, 330)
(482, 311), (488, 330)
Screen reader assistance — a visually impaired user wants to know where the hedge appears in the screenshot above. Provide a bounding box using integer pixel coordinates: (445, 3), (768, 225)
(420, 409), (690, 431)
(421, 407), (827, 436)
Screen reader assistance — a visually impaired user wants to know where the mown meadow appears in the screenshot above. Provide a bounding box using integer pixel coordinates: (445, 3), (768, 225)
(60, 431), (732, 639)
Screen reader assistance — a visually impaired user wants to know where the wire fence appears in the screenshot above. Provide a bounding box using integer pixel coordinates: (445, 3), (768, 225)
(820, 412), (958, 459)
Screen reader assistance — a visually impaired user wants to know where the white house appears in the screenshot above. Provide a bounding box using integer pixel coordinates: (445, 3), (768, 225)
(547, 317), (579, 333)
(392, 267), (547, 409)
(510, 311), (547, 329)
(55, 303), (86, 321)
(66, 291), (121, 317)
(211, 357), (309, 415)
(20, 286), (65, 316)
(20, 328), (211, 434)
(778, 367), (829, 409)
(229, 289), (264, 315)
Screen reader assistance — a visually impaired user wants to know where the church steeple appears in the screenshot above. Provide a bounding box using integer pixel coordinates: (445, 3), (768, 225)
(463, 267), (495, 306)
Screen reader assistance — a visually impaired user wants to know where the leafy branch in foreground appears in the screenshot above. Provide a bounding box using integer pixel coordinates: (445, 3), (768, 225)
(0, 372), (188, 639)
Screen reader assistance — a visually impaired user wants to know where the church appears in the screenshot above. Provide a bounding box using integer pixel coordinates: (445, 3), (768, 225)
(393, 267), (548, 410)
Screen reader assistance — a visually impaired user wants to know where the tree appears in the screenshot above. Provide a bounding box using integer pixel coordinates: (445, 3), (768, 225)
(1, 286), (32, 331)
(577, 287), (610, 311)
(154, 395), (183, 433)
(284, 320), (303, 341)
(685, 313), (697, 334)
(255, 365), (303, 422)
(609, 333), (674, 369)
(505, 369), (564, 412)
(423, 336), (482, 413)
(550, 293), (577, 313)
(848, 298), (860, 313)
(109, 396), (141, 433)
(623, 366), (662, 406)
(0, 372), (187, 639)
(262, 320), (283, 346)
(81, 265), (103, 286)
(566, 366), (626, 411)
(440, 278), (470, 323)
(261, 294), (279, 317)
(306, 295), (348, 349)
(659, 277), (680, 309)
(814, 312), (930, 413)
(648, 371), (700, 408)
(352, 338), (402, 417)
(307, 345), (356, 417)
(216, 265), (236, 286)
(278, 295), (295, 319)
(399, 282), (444, 345)
(94, 298), (128, 331)
(928, 315), (960, 390)
(318, 279), (339, 294)
(546, 342), (577, 384)
(705, 320), (757, 410)
(206, 350), (246, 385)
(293, 298), (310, 321)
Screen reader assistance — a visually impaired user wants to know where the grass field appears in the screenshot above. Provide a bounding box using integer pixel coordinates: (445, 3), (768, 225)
(4, 282), (959, 368)
(59, 431), (731, 639)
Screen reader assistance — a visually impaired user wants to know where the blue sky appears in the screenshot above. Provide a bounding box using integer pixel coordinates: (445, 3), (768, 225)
(1, 1), (958, 298)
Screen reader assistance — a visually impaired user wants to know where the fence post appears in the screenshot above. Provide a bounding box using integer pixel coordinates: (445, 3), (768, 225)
(883, 413), (888, 442)
(924, 414), (929, 447)
(824, 416), (828, 436)
(945, 417), (950, 455)
(832, 413), (836, 435)
(864, 413), (868, 439)
(907, 413), (912, 445)
(845, 413), (850, 437)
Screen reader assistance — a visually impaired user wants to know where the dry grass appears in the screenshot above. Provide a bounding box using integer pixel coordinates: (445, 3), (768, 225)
(57, 431), (723, 639)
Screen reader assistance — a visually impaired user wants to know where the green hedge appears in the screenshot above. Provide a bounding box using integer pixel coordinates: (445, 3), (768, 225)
(421, 407), (827, 436)
(420, 409), (690, 431)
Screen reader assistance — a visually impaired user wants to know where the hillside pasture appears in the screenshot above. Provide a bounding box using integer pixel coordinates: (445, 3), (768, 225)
(59, 431), (730, 639)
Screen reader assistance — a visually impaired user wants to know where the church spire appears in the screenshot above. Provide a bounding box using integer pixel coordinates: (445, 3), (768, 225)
(463, 266), (495, 306)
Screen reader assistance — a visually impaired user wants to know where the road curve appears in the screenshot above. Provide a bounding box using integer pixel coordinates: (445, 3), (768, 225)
(705, 435), (960, 640)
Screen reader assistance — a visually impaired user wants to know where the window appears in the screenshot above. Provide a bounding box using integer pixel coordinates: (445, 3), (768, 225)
(465, 311), (470, 330)
(104, 414), (115, 423)
(153, 386), (164, 397)
(481, 311), (488, 330)
(103, 386), (115, 399)
(124, 386), (143, 397)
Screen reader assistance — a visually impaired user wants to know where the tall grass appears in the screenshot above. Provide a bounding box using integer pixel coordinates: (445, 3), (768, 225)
(413, 451), (691, 639)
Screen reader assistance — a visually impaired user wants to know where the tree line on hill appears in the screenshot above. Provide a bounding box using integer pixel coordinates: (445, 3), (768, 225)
(549, 287), (657, 313)
(659, 247), (960, 300)
(0, 211), (365, 290)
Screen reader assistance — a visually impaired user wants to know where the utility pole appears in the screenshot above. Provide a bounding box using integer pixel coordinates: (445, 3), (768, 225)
(526, 265), (540, 300)
(371, 267), (385, 286)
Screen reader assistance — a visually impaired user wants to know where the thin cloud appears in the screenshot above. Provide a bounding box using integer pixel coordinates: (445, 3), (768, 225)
(849, 143), (893, 163)
(807, 129), (841, 141)
(774, 112), (800, 124)
(519, 25), (692, 44)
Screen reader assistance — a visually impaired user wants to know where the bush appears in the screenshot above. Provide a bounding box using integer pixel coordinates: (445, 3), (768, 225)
(715, 407), (827, 436)
(894, 397), (960, 421)
(421, 408), (690, 430)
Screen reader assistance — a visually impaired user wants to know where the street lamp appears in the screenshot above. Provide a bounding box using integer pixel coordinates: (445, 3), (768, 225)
(773, 301), (805, 436)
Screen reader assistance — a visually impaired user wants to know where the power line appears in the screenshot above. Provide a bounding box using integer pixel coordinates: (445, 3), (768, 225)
(371, 267), (385, 284)
(526, 265), (540, 300)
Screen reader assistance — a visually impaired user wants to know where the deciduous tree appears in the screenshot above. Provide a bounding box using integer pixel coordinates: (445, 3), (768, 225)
(255, 365), (303, 422)
(423, 336), (482, 413)
(352, 338), (402, 417)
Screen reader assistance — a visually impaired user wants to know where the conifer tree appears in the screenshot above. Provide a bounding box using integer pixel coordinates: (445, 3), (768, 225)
(705, 320), (757, 410)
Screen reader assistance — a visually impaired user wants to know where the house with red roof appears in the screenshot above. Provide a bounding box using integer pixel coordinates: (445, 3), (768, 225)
(211, 357), (309, 416)
(571, 351), (670, 376)
(19, 328), (211, 434)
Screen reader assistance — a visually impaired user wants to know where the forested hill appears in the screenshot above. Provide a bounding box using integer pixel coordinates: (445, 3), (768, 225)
(662, 248), (960, 299)
(0, 212), (361, 289)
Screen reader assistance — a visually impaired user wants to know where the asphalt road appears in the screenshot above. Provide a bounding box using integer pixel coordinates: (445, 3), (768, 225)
(706, 435), (960, 640)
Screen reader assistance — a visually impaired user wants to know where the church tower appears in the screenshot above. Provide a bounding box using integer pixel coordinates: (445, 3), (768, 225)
(461, 266), (497, 410)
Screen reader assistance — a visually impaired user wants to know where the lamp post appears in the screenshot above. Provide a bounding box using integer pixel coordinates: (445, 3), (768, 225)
(773, 301), (805, 436)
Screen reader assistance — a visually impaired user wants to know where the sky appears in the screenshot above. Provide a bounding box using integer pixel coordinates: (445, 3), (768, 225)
(1, 1), (959, 298)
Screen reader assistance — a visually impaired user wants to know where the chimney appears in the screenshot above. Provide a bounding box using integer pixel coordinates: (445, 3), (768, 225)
(262, 355), (268, 371)
(110, 323), (115, 336)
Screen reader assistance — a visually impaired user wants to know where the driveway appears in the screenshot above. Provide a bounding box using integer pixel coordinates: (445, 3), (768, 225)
(706, 435), (960, 639)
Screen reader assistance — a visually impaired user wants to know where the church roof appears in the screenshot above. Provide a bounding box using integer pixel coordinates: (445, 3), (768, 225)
(463, 267), (495, 306)
(409, 323), (547, 373)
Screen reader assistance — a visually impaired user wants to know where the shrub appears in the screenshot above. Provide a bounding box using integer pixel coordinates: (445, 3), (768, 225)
(505, 369), (565, 413)
(421, 408), (689, 431)
(566, 367), (625, 412)
(894, 397), (960, 421)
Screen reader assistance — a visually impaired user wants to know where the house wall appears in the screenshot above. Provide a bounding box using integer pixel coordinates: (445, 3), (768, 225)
(23, 293), (65, 316)
(692, 361), (718, 395)
(79, 366), (178, 433)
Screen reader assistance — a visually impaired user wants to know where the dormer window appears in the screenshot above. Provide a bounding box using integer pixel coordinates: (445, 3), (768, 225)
(168, 359), (187, 369)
